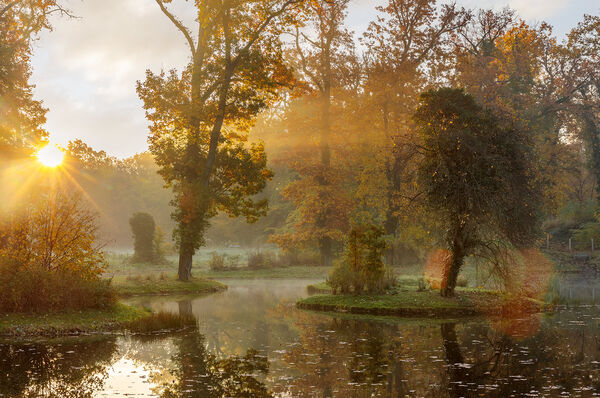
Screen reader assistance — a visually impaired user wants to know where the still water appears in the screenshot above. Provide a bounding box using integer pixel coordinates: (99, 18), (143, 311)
(1, 279), (600, 397)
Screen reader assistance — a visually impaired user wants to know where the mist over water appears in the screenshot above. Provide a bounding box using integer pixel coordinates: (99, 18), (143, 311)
(1, 277), (600, 397)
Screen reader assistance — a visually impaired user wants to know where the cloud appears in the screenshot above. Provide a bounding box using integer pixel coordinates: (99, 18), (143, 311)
(29, 0), (597, 158)
(31, 0), (195, 157)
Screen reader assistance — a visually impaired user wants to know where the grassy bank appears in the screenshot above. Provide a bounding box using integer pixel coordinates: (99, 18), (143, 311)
(298, 289), (550, 318)
(0, 303), (150, 337)
(106, 252), (330, 281)
(112, 275), (227, 296)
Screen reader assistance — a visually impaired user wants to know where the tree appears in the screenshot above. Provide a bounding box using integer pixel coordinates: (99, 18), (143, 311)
(358, 0), (469, 264)
(449, 10), (581, 216)
(328, 224), (390, 294)
(274, 0), (356, 266)
(414, 88), (540, 297)
(0, 0), (70, 147)
(129, 212), (156, 263)
(137, 0), (302, 281)
(0, 189), (106, 277)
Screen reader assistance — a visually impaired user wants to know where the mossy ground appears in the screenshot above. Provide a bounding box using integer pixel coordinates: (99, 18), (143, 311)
(298, 288), (549, 318)
(111, 274), (227, 296)
(0, 303), (150, 337)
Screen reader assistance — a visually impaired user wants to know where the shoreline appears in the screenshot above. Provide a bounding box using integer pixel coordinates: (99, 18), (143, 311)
(298, 289), (551, 318)
(0, 303), (151, 337)
(112, 276), (227, 297)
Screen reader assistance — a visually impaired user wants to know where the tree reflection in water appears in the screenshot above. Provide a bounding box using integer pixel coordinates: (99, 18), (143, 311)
(0, 336), (117, 398)
(155, 298), (272, 397)
(274, 310), (600, 397)
(0, 301), (272, 398)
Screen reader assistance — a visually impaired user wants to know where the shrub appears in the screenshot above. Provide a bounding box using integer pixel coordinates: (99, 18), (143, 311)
(327, 224), (394, 295)
(247, 251), (277, 269)
(208, 252), (241, 271)
(417, 277), (428, 292)
(0, 260), (117, 313)
(0, 190), (106, 277)
(130, 212), (156, 263)
(327, 260), (352, 295)
(153, 226), (169, 263)
(226, 255), (240, 268)
(209, 252), (227, 271)
(0, 190), (116, 313)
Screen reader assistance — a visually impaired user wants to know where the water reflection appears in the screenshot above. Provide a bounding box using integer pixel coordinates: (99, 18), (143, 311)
(0, 336), (117, 398)
(2, 279), (600, 397)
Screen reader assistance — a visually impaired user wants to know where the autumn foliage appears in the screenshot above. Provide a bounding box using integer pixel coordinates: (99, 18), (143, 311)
(0, 190), (115, 312)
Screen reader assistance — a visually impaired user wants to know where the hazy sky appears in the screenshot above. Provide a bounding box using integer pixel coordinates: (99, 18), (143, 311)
(30, 0), (600, 158)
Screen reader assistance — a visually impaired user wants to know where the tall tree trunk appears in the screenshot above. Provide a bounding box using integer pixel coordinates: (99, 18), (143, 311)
(583, 113), (600, 201)
(178, 241), (194, 281)
(441, 251), (464, 297)
(441, 229), (465, 297)
(318, 57), (332, 267)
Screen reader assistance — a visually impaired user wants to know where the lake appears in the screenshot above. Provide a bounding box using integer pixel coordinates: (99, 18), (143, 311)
(1, 278), (600, 397)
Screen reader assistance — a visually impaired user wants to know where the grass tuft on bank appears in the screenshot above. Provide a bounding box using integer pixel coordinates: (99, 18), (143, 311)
(112, 275), (227, 296)
(298, 288), (549, 318)
(0, 303), (150, 337)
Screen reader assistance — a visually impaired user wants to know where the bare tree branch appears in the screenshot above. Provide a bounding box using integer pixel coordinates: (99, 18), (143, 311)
(155, 0), (196, 58)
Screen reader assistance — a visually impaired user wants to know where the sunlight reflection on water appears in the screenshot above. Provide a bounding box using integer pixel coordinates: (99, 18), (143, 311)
(2, 278), (600, 397)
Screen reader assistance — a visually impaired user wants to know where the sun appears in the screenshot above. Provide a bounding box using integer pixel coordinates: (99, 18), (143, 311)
(36, 143), (65, 168)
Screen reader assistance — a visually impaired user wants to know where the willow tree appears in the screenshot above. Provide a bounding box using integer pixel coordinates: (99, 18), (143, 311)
(415, 88), (540, 297)
(137, 0), (302, 281)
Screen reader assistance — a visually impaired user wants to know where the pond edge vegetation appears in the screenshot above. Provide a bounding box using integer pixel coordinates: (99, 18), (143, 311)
(0, 304), (202, 337)
(297, 289), (552, 318)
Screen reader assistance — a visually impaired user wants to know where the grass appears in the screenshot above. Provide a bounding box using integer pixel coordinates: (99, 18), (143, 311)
(306, 275), (425, 294)
(111, 274), (227, 296)
(0, 303), (150, 337)
(298, 287), (549, 318)
(127, 311), (197, 334)
(105, 250), (329, 281)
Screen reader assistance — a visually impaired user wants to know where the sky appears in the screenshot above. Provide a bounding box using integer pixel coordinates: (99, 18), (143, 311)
(30, 0), (600, 158)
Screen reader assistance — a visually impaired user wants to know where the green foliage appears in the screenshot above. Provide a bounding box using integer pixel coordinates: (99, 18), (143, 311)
(328, 259), (353, 294)
(153, 226), (170, 262)
(328, 224), (394, 294)
(0, 1), (67, 147)
(572, 222), (600, 248)
(543, 200), (599, 243)
(130, 212), (156, 263)
(136, 0), (301, 280)
(414, 88), (542, 295)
